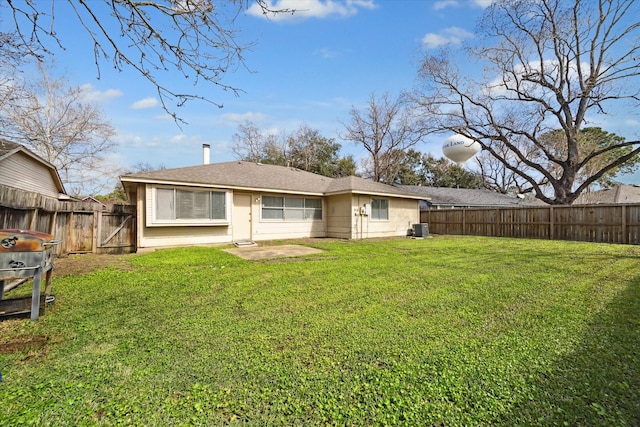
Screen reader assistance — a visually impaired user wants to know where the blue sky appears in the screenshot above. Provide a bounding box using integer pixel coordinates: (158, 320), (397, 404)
(11, 0), (640, 189)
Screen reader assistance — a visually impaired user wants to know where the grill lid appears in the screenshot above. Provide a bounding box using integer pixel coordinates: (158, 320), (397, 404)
(0, 229), (56, 252)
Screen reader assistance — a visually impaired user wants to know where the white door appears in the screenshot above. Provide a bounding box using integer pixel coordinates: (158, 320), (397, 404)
(232, 194), (252, 241)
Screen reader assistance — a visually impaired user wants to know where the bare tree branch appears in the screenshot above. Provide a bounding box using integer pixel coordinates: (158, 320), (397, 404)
(409, 0), (640, 204)
(3, 0), (294, 122)
(0, 63), (117, 196)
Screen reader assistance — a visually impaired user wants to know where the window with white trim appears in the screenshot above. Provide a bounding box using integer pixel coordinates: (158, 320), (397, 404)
(262, 196), (322, 221)
(154, 188), (227, 223)
(371, 198), (389, 220)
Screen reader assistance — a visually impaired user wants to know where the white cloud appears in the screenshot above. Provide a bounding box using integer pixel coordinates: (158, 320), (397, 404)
(314, 47), (342, 59)
(171, 134), (188, 143)
(154, 113), (175, 121)
(422, 26), (474, 49)
(471, 0), (492, 8)
(434, 0), (459, 11)
(247, 0), (377, 22)
(433, 0), (490, 11)
(131, 97), (158, 109)
(220, 111), (268, 123)
(80, 83), (123, 102)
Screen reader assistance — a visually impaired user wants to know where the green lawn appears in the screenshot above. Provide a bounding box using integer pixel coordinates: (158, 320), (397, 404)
(1, 236), (639, 426)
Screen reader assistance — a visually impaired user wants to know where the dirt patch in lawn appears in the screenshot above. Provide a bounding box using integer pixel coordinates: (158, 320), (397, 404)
(52, 253), (135, 277)
(0, 335), (49, 355)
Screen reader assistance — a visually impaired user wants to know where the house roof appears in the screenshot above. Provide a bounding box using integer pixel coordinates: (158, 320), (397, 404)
(398, 185), (538, 207)
(574, 185), (640, 204)
(0, 139), (67, 195)
(121, 161), (425, 199)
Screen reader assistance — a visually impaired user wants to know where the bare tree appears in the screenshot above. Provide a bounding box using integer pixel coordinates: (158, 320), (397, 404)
(231, 121), (357, 177)
(409, 0), (640, 205)
(3, 1), (293, 121)
(476, 138), (545, 195)
(231, 121), (269, 162)
(0, 63), (117, 196)
(341, 92), (425, 183)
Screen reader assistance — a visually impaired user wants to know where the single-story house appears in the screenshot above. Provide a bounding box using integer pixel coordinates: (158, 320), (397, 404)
(573, 184), (640, 205)
(120, 161), (427, 249)
(0, 139), (69, 200)
(398, 185), (541, 209)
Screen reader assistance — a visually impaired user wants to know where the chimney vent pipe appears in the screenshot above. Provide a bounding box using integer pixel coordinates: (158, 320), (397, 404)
(203, 144), (210, 165)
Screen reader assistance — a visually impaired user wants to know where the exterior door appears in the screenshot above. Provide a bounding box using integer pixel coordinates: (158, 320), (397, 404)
(232, 193), (252, 241)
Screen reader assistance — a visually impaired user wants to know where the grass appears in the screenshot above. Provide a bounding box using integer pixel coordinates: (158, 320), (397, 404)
(0, 236), (639, 426)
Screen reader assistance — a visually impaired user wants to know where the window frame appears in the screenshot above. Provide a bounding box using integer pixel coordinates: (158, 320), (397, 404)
(149, 185), (229, 226)
(371, 198), (389, 221)
(261, 195), (323, 222)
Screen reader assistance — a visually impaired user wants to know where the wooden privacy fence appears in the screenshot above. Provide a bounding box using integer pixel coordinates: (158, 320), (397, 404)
(420, 203), (640, 245)
(0, 185), (136, 255)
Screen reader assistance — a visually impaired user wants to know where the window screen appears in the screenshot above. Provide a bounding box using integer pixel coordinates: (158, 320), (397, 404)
(261, 196), (322, 221)
(371, 198), (389, 220)
(155, 188), (226, 221)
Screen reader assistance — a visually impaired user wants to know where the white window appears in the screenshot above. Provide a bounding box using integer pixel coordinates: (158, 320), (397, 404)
(371, 198), (389, 220)
(262, 196), (322, 221)
(153, 187), (227, 225)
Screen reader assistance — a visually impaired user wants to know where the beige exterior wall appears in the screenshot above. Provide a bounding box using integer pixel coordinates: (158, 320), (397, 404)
(131, 183), (420, 249)
(136, 183), (232, 248)
(0, 153), (60, 199)
(326, 193), (355, 239)
(135, 186), (328, 248)
(351, 195), (419, 239)
(252, 193), (327, 241)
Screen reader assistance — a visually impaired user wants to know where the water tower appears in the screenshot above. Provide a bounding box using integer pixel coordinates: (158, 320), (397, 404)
(442, 134), (481, 166)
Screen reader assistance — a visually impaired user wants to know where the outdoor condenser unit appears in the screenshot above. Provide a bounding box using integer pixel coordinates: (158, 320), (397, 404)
(413, 223), (429, 238)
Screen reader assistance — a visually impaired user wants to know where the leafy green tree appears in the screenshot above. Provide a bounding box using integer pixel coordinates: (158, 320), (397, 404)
(540, 127), (639, 189)
(392, 150), (483, 188)
(422, 154), (483, 188)
(393, 149), (426, 185)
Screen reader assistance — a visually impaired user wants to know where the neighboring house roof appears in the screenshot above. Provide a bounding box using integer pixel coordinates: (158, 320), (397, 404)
(120, 161), (425, 199)
(81, 196), (119, 209)
(398, 185), (538, 208)
(0, 139), (67, 196)
(574, 185), (640, 204)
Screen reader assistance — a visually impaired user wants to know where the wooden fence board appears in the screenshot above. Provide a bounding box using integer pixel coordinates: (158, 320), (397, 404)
(0, 184), (136, 254)
(420, 203), (640, 245)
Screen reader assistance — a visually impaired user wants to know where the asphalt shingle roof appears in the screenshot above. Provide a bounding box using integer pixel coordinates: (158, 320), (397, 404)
(0, 139), (22, 160)
(574, 185), (640, 204)
(121, 161), (423, 198)
(398, 185), (538, 207)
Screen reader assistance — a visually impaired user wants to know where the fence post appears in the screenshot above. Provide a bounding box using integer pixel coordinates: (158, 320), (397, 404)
(549, 206), (554, 240)
(462, 209), (466, 235)
(621, 204), (627, 244)
(92, 209), (101, 253)
(29, 208), (38, 230)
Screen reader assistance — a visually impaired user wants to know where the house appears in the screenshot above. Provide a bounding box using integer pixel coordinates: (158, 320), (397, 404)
(573, 184), (640, 205)
(399, 185), (539, 209)
(120, 161), (426, 249)
(0, 139), (69, 200)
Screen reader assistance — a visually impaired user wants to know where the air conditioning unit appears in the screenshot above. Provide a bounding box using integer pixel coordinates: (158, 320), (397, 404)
(413, 223), (429, 238)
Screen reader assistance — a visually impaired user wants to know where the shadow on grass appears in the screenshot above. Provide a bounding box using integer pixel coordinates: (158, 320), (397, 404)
(503, 275), (640, 426)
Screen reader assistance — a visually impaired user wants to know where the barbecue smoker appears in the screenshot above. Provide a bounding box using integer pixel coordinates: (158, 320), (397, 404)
(0, 229), (60, 320)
